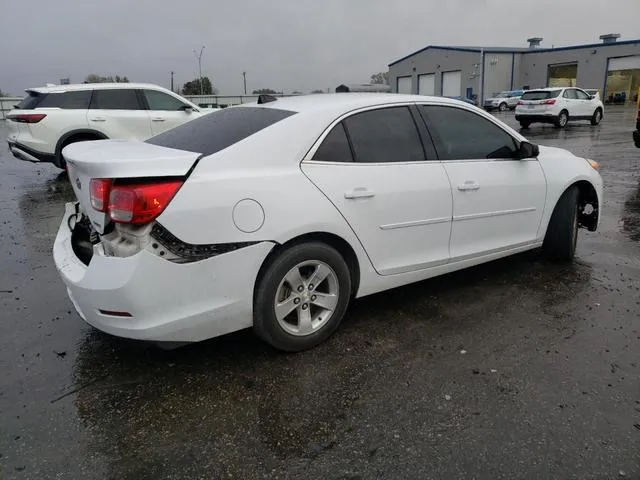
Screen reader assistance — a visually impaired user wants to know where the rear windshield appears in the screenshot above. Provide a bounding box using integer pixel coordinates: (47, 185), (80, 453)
(16, 91), (46, 109)
(146, 106), (296, 155)
(521, 90), (562, 100)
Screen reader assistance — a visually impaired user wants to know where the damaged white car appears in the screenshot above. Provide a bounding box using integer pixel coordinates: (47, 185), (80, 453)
(54, 94), (603, 351)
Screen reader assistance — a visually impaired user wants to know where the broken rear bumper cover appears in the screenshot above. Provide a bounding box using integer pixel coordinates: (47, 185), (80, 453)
(53, 202), (274, 342)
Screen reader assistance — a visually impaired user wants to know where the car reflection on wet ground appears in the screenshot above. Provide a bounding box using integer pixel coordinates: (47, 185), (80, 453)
(0, 108), (639, 479)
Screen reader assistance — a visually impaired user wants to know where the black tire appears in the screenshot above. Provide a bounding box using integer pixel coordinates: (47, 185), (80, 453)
(253, 242), (352, 352)
(590, 108), (602, 126)
(555, 110), (569, 129)
(543, 186), (579, 262)
(520, 121), (531, 129)
(55, 135), (103, 169)
(499, 102), (507, 112)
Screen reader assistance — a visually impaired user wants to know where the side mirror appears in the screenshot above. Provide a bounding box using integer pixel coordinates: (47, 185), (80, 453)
(180, 105), (194, 114)
(589, 95), (596, 100)
(518, 141), (539, 159)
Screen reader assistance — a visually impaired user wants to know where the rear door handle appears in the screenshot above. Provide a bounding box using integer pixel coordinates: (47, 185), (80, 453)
(89, 117), (106, 122)
(344, 188), (375, 199)
(457, 181), (480, 191)
(151, 117), (166, 122)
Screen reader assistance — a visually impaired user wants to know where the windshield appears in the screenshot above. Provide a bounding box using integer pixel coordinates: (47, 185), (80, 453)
(521, 90), (562, 100)
(495, 92), (509, 98)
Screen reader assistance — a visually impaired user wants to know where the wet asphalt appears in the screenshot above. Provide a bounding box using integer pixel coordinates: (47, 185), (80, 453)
(0, 109), (639, 480)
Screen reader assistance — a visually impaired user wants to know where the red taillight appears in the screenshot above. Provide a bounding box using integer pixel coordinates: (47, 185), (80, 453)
(108, 180), (183, 224)
(90, 178), (113, 212)
(542, 99), (556, 105)
(7, 113), (47, 123)
(517, 101), (524, 106)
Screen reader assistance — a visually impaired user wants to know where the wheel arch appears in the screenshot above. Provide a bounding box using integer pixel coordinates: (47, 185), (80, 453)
(55, 129), (108, 164)
(573, 179), (599, 231)
(255, 231), (361, 298)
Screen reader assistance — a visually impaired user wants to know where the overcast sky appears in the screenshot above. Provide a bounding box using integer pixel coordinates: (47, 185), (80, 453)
(1, 0), (638, 96)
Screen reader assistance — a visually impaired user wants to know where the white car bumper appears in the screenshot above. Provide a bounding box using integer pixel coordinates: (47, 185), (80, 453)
(53, 202), (274, 342)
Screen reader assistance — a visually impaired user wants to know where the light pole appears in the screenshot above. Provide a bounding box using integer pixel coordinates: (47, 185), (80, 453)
(194, 46), (205, 95)
(170, 71), (175, 92)
(242, 71), (247, 95)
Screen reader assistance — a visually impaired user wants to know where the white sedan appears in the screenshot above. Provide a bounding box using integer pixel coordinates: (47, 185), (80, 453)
(55, 94), (603, 351)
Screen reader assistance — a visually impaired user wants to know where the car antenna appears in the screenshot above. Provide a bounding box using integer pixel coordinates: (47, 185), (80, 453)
(258, 94), (277, 104)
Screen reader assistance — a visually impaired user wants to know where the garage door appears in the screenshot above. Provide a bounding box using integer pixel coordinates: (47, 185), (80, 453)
(609, 56), (640, 71)
(397, 76), (412, 94)
(442, 71), (461, 97)
(418, 74), (435, 95)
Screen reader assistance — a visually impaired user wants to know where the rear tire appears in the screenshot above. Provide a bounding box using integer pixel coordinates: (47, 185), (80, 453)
(55, 135), (104, 169)
(519, 121), (531, 129)
(543, 186), (579, 262)
(555, 110), (569, 129)
(253, 242), (352, 352)
(590, 108), (602, 125)
(499, 102), (507, 112)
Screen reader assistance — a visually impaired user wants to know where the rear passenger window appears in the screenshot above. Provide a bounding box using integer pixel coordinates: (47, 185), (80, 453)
(563, 89), (578, 99)
(420, 105), (517, 160)
(38, 91), (92, 109)
(313, 123), (353, 162)
(90, 89), (140, 110)
(343, 107), (425, 163)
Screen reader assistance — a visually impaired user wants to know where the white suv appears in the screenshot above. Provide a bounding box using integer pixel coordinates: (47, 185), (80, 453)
(515, 87), (604, 129)
(7, 83), (204, 169)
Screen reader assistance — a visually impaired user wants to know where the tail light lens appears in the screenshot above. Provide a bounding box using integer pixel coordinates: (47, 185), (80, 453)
(90, 179), (112, 212)
(7, 113), (47, 123)
(108, 180), (183, 224)
(542, 99), (556, 105)
(517, 101), (524, 106)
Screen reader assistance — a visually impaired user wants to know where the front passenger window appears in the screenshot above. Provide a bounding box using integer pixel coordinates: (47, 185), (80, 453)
(419, 105), (517, 160)
(144, 90), (189, 111)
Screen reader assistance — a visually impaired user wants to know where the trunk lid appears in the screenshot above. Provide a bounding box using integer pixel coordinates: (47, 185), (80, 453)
(63, 139), (201, 233)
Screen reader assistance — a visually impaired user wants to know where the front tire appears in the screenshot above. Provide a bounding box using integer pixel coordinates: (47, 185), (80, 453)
(253, 242), (352, 351)
(555, 110), (569, 128)
(590, 108), (602, 125)
(543, 187), (579, 262)
(499, 102), (507, 112)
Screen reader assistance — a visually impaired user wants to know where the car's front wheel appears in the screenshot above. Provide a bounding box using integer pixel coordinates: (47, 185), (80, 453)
(590, 108), (603, 125)
(253, 242), (352, 351)
(543, 186), (579, 262)
(499, 102), (507, 112)
(519, 120), (531, 129)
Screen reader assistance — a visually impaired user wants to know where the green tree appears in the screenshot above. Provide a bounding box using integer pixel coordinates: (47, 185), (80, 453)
(182, 77), (214, 95)
(84, 74), (129, 83)
(252, 88), (277, 95)
(369, 72), (389, 85)
(310, 89), (324, 94)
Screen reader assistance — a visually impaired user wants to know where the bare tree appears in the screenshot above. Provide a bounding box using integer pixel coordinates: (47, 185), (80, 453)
(369, 72), (389, 85)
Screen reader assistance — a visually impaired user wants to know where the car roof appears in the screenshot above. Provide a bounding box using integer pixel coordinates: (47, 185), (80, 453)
(26, 83), (170, 94)
(239, 93), (471, 116)
(523, 87), (564, 92)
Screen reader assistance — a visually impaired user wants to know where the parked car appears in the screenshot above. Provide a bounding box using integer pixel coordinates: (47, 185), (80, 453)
(515, 87), (604, 129)
(484, 90), (524, 112)
(54, 94), (602, 351)
(6, 83), (203, 169)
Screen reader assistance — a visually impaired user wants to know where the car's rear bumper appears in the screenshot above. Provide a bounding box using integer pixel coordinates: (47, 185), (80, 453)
(634, 130), (640, 148)
(7, 140), (56, 164)
(515, 113), (557, 124)
(53, 202), (275, 343)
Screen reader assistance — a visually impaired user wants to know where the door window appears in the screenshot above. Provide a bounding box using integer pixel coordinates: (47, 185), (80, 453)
(563, 89), (578, 99)
(144, 90), (188, 111)
(575, 89), (590, 100)
(313, 123), (353, 162)
(38, 91), (92, 109)
(420, 105), (517, 160)
(343, 107), (425, 163)
(89, 89), (141, 110)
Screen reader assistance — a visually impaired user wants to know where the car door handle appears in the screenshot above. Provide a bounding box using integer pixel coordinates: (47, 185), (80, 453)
(344, 188), (375, 199)
(457, 181), (480, 191)
(89, 117), (106, 122)
(151, 117), (166, 122)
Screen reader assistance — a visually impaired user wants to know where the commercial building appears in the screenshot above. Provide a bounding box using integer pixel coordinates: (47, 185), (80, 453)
(388, 34), (640, 104)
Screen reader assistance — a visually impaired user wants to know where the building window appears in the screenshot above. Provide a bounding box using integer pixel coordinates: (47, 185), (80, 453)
(547, 63), (578, 88)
